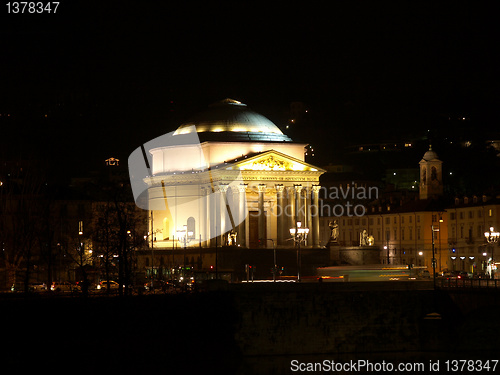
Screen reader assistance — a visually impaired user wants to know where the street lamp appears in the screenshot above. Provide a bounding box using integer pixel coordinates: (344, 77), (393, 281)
(176, 225), (194, 279)
(431, 225), (440, 288)
(290, 221), (309, 282)
(484, 226), (499, 279)
(261, 239), (277, 282)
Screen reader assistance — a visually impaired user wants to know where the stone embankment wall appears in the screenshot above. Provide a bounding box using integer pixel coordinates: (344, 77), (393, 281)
(231, 283), (439, 356)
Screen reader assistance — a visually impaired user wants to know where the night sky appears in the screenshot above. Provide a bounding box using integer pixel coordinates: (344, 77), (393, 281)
(1, 1), (499, 175)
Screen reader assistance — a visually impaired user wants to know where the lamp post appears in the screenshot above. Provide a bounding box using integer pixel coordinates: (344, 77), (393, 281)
(176, 225), (194, 280)
(484, 226), (499, 279)
(431, 225), (439, 288)
(290, 221), (309, 282)
(261, 239), (277, 282)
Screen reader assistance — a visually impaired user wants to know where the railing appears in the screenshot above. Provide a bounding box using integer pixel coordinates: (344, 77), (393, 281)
(437, 278), (500, 289)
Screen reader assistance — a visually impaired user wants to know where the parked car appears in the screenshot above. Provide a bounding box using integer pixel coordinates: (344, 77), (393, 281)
(28, 282), (47, 292)
(75, 280), (93, 293)
(97, 280), (120, 291)
(144, 280), (167, 292)
(51, 281), (79, 292)
(420, 270), (431, 279)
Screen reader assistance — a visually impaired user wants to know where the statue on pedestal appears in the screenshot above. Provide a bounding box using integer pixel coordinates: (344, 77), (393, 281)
(360, 229), (368, 246)
(228, 230), (237, 246)
(329, 220), (339, 243)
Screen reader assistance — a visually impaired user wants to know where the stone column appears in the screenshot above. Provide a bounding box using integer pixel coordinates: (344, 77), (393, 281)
(239, 184), (247, 247)
(311, 185), (321, 247)
(287, 186), (296, 236)
(295, 185), (303, 225)
(257, 184), (266, 245)
(275, 184), (285, 245)
(201, 186), (208, 247)
(219, 184), (229, 246)
(304, 187), (311, 246)
(209, 184), (217, 247)
(304, 187), (310, 228)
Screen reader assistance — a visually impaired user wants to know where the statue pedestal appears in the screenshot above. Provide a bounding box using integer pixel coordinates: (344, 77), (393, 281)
(327, 240), (340, 264)
(337, 246), (382, 266)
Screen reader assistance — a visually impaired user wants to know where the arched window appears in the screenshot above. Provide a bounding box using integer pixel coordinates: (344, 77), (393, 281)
(187, 217), (196, 239)
(431, 166), (437, 181)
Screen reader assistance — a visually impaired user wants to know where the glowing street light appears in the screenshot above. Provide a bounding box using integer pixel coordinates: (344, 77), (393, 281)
(431, 225), (440, 288)
(484, 227), (499, 278)
(177, 225), (194, 279)
(290, 221), (309, 282)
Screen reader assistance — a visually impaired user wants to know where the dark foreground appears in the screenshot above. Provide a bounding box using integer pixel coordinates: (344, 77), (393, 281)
(1, 282), (499, 374)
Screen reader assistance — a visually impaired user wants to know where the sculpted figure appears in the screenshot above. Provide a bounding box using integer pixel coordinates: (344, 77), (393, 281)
(329, 220), (339, 242)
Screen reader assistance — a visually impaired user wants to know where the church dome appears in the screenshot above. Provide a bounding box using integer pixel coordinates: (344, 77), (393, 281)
(422, 146), (440, 161)
(174, 98), (292, 142)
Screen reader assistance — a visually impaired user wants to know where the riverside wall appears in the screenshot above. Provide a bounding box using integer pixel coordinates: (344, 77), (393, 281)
(2, 282), (499, 371)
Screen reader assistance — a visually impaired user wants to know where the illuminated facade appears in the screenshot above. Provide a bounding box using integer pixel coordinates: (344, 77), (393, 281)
(447, 196), (500, 273)
(147, 99), (325, 249)
(319, 148), (449, 273)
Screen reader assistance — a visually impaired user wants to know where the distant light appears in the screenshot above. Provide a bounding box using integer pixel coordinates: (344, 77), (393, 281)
(418, 251), (423, 256)
(393, 172), (396, 176)
(449, 172), (453, 175)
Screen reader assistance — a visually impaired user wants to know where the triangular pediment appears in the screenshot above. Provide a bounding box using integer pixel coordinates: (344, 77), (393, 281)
(228, 150), (325, 172)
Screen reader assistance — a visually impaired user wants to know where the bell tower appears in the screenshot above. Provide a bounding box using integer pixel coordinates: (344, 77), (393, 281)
(419, 146), (443, 200)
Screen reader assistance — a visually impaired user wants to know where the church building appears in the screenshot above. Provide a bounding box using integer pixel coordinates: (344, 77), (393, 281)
(141, 99), (326, 251)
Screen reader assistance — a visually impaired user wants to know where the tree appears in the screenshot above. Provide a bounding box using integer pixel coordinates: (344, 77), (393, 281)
(90, 185), (147, 296)
(0, 160), (45, 291)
